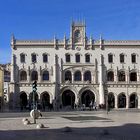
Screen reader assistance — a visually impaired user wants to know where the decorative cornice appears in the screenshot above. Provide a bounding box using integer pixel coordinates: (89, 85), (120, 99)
(14, 39), (140, 47)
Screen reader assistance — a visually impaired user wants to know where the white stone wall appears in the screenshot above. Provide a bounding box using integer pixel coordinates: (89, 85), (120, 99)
(9, 22), (140, 109)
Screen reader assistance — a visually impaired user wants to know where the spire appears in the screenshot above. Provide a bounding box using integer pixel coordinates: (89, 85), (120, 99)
(11, 34), (15, 44)
(100, 34), (103, 49)
(64, 33), (66, 40)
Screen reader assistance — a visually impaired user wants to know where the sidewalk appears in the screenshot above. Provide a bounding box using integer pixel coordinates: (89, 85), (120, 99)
(0, 111), (140, 140)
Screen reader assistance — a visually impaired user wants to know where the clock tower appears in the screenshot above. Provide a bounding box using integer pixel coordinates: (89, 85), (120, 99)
(70, 21), (86, 45)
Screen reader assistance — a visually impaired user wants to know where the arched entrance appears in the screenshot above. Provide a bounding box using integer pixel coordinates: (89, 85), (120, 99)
(20, 92), (28, 110)
(62, 90), (75, 109)
(29, 92), (38, 110)
(129, 94), (138, 108)
(108, 93), (115, 108)
(81, 90), (95, 107)
(41, 92), (50, 110)
(118, 93), (126, 108)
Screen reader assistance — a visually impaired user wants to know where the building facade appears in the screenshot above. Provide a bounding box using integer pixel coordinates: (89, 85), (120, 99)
(10, 21), (140, 110)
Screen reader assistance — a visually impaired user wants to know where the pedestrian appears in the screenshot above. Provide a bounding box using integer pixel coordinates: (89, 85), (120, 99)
(93, 102), (97, 111)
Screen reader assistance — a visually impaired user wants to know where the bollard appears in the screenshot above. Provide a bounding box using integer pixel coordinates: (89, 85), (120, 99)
(36, 123), (45, 129)
(23, 120), (30, 125)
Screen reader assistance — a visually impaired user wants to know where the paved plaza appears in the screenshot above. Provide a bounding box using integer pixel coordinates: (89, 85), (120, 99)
(0, 110), (140, 140)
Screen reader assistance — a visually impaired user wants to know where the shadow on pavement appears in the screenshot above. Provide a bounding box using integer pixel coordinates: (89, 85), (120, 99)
(0, 123), (140, 140)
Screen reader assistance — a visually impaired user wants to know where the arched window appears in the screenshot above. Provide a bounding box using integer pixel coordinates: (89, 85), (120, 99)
(20, 53), (25, 63)
(65, 54), (71, 63)
(20, 71), (27, 81)
(118, 71), (125, 81)
(43, 53), (48, 63)
(42, 71), (49, 81)
(118, 93), (126, 108)
(108, 93), (115, 108)
(120, 53), (124, 63)
(130, 72), (137, 81)
(31, 53), (37, 63)
(85, 54), (90, 63)
(31, 71), (38, 81)
(107, 71), (114, 81)
(65, 71), (72, 82)
(84, 71), (91, 82)
(75, 54), (80, 63)
(74, 71), (81, 81)
(108, 53), (113, 63)
(131, 53), (136, 63)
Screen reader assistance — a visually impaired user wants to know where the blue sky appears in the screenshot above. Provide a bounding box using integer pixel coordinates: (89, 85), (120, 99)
(1, 0), (140, 64)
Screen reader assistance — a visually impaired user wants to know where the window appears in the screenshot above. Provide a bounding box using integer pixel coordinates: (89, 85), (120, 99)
(43, 54), (48, 63)
(107, 71), (114, 81)
(85, 54), (90, 63)
(84, 71), (91, 82)
(20, 54), (25, 63)
(130, 72), (137, 81)
(66, 54), (70, 63)
(74, 71), (81, 81)
(42, 71), (49, 81)
(131, 54), (136, 63)
(31, 71), (38, 81)
(20, 71), (27, 81)
(76, 54), (80, 63)
(108, 54), (113, 63)
(120, 54), (124, 63)
(118, 71), (125, 81)
(65, 71), (72, 82)
(32, 54), (37, 63)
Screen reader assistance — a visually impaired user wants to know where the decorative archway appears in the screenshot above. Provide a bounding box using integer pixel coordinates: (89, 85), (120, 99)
(41, 92), (50, 110)
(81, 90), (95, 107)
(29, 92), (39, 109)
(118, 93), (126, 108)
(129, 93), (138, 108)
(108, 93), (115, 108)
(20, 92), (28, 110)
(62, 90), (75, 109)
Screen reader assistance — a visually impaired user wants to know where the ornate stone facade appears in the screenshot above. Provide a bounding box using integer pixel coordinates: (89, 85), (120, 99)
(10, 21), (140, 110)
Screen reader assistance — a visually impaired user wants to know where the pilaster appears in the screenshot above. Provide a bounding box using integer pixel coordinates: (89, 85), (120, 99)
(99, 54), (105, 105)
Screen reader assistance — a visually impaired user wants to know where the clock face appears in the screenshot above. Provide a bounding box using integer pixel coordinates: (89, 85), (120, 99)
(75, 30), (81, 38)
(74, 29), (81, 43)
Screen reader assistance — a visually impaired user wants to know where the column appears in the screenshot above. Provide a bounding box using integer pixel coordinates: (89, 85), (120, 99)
(137, 71), (139, 83)
(115, 69), (118, 83)
(115, 95), (118, 109)
(126, 95), (129, 109)
(72, 72), (74, 83)
(94, 59), (98, 84)
(81, 72), (84, 83)
(99, 54), (105, 105)
(27, 66), (30, 83)
(38, 70), (41, 83)
(92, 72), (94, 84)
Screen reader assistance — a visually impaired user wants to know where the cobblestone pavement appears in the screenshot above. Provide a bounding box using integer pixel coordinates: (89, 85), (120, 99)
(0, 110), (140, 140)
